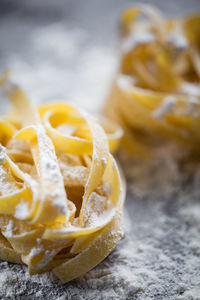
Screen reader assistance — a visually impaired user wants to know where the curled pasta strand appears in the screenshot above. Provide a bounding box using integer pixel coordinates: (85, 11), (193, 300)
(105, 6), (200, 155)
(0, 75), (125, 282)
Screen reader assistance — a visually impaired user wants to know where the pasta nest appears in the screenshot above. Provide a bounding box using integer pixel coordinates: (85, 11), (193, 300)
(0, 74), (125, 282)
(105, 5), (200, 156)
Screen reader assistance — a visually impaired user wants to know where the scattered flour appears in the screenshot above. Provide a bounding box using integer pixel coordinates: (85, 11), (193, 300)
(15, 199), (30, 219)
(0, 140), (200, 299)
(181, 82), (200, 97)
(29, 247), (44, 258)
(117, 75), (135, 90)
(0, 145), (6, 164)
(153, 95), (176, 119)
(0, 1), (200, 299)
(122, 30), (156, 53)
(3, 220), (15, 238)
(167, 28), (188, 53)
(187, 97), (200, 118)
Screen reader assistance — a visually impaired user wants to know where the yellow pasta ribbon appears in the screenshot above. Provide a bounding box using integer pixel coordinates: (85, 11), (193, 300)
(0, 75), (125, 282)
(105, 5), (200, 155)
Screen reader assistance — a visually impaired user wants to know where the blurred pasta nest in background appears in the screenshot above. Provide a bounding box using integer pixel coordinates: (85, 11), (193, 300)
(105, 5), (200, 156)
(0, 74), (125, 283)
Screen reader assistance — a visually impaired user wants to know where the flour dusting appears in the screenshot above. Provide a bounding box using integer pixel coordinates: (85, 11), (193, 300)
(0, 141), (200, 299)
(15, 199), (29, 219)
(0, 1), (200, 299)
(3, 220), (15, 238)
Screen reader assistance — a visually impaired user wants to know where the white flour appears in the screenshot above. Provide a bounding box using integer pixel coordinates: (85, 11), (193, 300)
(153, 96), (176, 119)
(0, 142), (200, 300)
(0, 145), (6, 165)
(121, 30), (156, 54)
(15, 199), (30, 219)
(0, 1), (200, 299)
(3, 220), (15, 238)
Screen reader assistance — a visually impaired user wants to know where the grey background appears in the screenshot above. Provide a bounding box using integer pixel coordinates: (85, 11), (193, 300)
(0, 1), (200, 299)
(0, 0), (199, 111)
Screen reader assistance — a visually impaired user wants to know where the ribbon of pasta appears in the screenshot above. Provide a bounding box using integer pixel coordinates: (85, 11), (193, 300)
(53, 156), (125, 282)
(105, 6), (200, 155)
(1, 78), (69, 224)
(0, 75), (125, 282)
(39, 103), (123, 154)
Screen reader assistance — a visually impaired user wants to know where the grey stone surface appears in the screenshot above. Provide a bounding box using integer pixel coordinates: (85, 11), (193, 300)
(0, 1), (200, 299)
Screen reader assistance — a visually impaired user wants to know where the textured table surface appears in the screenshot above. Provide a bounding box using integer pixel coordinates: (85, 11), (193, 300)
(0, 1), (200, 299)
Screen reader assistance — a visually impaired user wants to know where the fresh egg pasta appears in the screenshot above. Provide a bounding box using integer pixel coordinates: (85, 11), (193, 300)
(105, 5), (200, 155)
(0, 73), (125, 283)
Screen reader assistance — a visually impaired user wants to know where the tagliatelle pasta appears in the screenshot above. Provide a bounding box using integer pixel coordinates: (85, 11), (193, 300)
(0, 73), (125, 282)
(105, 5), (200, 156)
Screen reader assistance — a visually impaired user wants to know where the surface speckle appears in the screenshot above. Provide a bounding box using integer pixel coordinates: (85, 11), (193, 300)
(0, 0), (200, 299)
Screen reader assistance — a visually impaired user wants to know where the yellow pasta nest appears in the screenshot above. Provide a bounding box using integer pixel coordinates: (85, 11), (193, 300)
(0, 74), (125, 282)
(106, 5), (200, 156)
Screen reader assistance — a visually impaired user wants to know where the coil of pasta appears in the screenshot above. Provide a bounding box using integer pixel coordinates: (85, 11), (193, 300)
(0, 73), (125, 283)
(105, 5), (200, 156)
